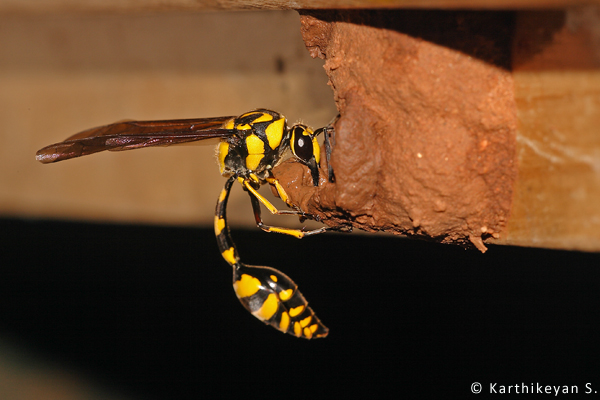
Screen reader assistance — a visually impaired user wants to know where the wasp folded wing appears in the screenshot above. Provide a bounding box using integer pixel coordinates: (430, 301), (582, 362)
(36, 116), (237, 164)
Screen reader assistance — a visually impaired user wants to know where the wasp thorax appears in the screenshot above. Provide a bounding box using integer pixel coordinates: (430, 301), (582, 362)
(216, 109), (291, 178)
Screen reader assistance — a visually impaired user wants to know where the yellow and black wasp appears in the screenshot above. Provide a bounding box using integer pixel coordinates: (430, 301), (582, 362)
(36, 109), (338, 339)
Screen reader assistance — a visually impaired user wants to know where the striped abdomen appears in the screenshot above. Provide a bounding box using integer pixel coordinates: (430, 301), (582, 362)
(214, 175), (328, 339)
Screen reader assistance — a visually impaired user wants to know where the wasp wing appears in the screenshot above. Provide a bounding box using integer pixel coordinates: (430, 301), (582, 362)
(36, 116), (237, 164)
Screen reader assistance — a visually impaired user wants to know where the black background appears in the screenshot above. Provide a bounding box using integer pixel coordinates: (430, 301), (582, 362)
(1, 218), (599, 398)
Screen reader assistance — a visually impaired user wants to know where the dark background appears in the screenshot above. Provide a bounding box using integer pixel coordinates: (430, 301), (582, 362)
(1, 218), (599, 398)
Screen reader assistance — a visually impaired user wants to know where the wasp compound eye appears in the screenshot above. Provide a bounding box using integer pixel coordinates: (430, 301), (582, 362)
(292, 125), (315, 164)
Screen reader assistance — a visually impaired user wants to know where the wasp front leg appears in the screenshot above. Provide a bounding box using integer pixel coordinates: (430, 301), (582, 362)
(248, 190), (328, 238)
(240, 177), (321, 223)
(239, 177), (302, 216)
(265, 176), (318, 221)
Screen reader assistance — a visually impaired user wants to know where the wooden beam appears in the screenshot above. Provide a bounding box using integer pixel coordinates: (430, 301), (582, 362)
(502, 9), (600, 251)
(0, 0), (598, 14)
(2, 11), (337, 226)
(6, 7), (600, 252)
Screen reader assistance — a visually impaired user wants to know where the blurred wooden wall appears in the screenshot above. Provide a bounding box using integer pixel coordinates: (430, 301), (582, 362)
(0, 10), (337, 226)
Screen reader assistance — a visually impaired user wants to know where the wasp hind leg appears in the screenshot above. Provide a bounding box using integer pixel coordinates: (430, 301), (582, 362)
(233, 263), (328, 339)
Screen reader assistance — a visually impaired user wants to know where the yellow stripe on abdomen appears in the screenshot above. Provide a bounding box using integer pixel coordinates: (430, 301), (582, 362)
(279, 311), (290, 331)
(233, 273), (262, 298)
(252, 293), (278, 321)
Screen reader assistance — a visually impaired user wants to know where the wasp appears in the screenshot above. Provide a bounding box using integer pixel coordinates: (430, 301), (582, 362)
(36, 109), (340, 339)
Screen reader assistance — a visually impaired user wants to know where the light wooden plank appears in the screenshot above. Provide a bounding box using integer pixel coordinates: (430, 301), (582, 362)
(503, 71), (600, 251)
(0, 11), (336, 226)
(499, 8), (600, 251)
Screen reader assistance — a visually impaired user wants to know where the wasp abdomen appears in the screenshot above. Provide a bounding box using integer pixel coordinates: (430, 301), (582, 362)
(233, 264), (328, 339)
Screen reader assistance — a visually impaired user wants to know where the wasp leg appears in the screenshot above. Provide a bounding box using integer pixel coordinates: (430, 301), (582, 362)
(266, 176), (313, 223)
(265, 176), (295, 207)
(240, 178), (305, 217)
(215, 175), (328, 339)
(265, 176), (318, 218)
(248, 190), (328, 238)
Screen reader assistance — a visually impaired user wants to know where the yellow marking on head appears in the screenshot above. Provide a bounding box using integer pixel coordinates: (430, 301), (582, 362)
(313, 136), (321, 164)
(309, 324), (319, 334)
(293, 322), (302, 337)
(245, 134), (264, 155)
(224, 119), (235, 129)
(279, 288), (293, 301)
(222, 247), (238, 266)
(303, 327), (312, 338)
(233, 273), (261, 298)
(269, 227), (304, 239)
(289, 305), (305, 317)
(214, 216), (226, 236)
(290, 134), (296, 156)
(280, 311), (290, 332)
(253, 293), (278, 321)
(217, 141), (229, 174)
(245, 154), (263, 171)
(270, 275), (278, 282)
(300, 315), (312, 328)
(265, 117), (285, 150)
